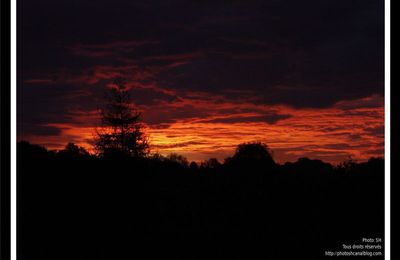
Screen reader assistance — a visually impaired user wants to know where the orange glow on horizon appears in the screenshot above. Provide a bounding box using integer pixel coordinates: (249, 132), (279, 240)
(18, 94), (384, 164)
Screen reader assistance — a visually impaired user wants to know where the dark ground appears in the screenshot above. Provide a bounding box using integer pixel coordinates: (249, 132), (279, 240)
(17, 142), (384, 260)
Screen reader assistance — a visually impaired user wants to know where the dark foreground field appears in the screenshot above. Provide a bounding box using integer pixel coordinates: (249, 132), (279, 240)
(17, 142), (384, 260)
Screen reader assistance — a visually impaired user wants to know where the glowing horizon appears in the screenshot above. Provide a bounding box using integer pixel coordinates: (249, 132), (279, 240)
(18, 93), (384, 164)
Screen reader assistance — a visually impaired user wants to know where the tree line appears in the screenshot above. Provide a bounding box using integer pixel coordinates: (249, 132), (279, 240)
(17, 78), (384, 260)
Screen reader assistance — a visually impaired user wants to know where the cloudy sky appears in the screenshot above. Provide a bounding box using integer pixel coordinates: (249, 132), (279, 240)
(18, 0), (384, 163)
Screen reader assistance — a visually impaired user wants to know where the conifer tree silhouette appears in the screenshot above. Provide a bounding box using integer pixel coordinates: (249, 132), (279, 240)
(95, 78), (149, 157)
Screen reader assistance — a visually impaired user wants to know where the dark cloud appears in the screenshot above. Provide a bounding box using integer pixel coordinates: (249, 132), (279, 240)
(321, 143), (352, 150)
(335, 95), (384, 110)
(18, 0), (384, 154)
(203, 113), (291, 124)
(152, 141), (208, 149)
(364, 148), (384, 156)
(364, 126), (384, 137)
(18, 124), (62, 137)
(18, 0), (383, 105)
(143, 104), (210, 126)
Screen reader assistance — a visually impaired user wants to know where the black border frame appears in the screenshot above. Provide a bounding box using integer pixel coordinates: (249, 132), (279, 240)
(0, 1), (393, 259)
(1, 0), (11, 259)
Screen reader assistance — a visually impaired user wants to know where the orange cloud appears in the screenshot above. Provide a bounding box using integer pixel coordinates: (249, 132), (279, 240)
(18, 94), (384, 164)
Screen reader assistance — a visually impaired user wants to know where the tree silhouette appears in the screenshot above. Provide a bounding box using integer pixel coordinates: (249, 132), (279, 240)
(95, 78), (149, 157)
(57, 143), (90, 159)
(231, 142), (274, 163)
(166, 153), (189, 167)
(201, 158), (221, 169)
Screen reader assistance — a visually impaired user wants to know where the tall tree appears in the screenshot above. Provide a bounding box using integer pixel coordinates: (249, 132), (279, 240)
(95, 78), (149, 157)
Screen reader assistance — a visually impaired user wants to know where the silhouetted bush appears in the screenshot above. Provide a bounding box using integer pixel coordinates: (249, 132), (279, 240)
(200, 158), (221, 169)
(57, 143), (91, 160)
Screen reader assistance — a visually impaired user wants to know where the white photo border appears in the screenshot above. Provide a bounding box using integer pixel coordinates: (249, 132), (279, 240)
(9, 0), (391, 259)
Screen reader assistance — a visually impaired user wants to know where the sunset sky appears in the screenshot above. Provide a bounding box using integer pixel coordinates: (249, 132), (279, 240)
(17, 0), (384, 163)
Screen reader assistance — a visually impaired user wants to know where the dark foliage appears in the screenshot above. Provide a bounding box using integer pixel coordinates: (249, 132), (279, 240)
(95, 78), (149, 158)
(17, 141), (384, 260)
